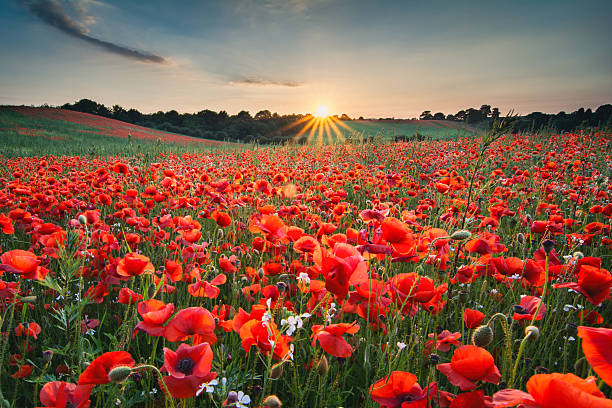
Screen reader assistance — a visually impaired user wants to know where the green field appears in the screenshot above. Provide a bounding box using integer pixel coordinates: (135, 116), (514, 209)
(332, 119), (479, 141)
(0, 107), (224, 157)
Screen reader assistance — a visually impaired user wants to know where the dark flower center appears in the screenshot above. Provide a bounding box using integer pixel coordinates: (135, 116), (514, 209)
(177, 357), (194, 375)
(401, 394), (420, 402)
(66, 402), (74, 408)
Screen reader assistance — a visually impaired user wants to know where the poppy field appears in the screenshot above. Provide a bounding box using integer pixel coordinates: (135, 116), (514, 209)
(0, 124), (611, 408)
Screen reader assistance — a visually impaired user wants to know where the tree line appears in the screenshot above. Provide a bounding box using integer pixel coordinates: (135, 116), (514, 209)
(58, 99), (612, 143)
(420, 104), (612, 132)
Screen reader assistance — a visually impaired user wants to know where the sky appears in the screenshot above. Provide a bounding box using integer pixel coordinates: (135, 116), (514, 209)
(1, 0), (611, 118)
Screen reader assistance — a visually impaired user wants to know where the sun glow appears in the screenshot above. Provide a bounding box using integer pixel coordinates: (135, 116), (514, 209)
(279, 105), (356, 145)
(314, 105), (329, 118)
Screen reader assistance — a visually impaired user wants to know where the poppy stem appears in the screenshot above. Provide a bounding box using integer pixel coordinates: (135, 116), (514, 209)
(134, 364), (176, 408)
(509, 330), (533, 388)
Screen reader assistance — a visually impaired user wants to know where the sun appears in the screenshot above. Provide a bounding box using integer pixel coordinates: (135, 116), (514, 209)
(314, 105), (329, 118)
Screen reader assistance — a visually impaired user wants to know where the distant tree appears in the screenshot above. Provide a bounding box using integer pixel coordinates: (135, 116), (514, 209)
(479, 104), (491, 118)
(340, 114), (351, 120)
(71, 99), (100, 115)
(254, 110), (272, 120)
(420, 110), (433, 120)
(465, 108), (485, 124)
(432, 112), (445, 120)
(446, 114), (456, 121)
(491, 107), (500, 120)
(455, 110), (467, 121)
(358, 116), (364, 120)
(235, 110), (252, 120)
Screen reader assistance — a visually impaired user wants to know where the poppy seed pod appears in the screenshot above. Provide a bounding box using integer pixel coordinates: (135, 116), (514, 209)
(217, 228), (224, 240)
(516, 233), (526, 245)
(541, 239), (555, 254)
(317, 355), (329, 376)
(525, 325), (540, 341)
(270, 362), (284, 379)
(108, 366), (133, 383)
(472, 325), (494, 347)
(450, 229), (471, 241)
(263, 395), (282, 408)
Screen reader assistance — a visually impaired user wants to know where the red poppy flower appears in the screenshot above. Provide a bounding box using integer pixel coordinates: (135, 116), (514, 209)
(78, 351), (135, 385)
(450, 390), (493, 408)
(117, 287), (143, 304)
(437, 345), (501, 390)
(492, 373), (612, 407)
(211, 210), (232, 228)
(188, 273), (227, 299)
(163, 342), (213, 379)
(164, 307), (217, 345)
(464, 309), (485, 329)
(160, 374), (216, 399)
(39, 381), (93, 408)
(577, 326), (612, 387)
(369, 371), (436, 408)
(554, 263), (612, 305)
(0, 213), (14, 234)
(311, 322), (360, 358)
(134, 299), (175, 337)
(387, 273), (435, 314)
(15, 322), (41, 339)
(116, 253), (154, 277)
(249, 214), (288, 242)
(12, 364), (33, 378)
(0, 249), (49, 280)
(512, 296), (545, 322)
(425, 330), (462, 354)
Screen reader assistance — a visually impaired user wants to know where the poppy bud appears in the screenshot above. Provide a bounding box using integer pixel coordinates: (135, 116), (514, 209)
(317, 355), (329, 376)
(573, 251), (584, 259)
(42, 349), (54, 363)
(541, 239), (555, 254)
(458, 290), (469, 303)
(525, 326), (540, 341)
(516, 233), (526, 245)
(217, 229), (224, 240)
(270, 362), (284, 379)
(450, 230), (471, 241)
(472, 325), (494, 347)
(258, 269), (265, 279)
(263, 395), (282, 408)
(108, 366), (132, 384)
(535, 366), (549, 374)
(224, 391), (238, 406)
(429, 353), (440, 363)
(276, 281), (288, 293)
(78, 215), (87, 225)
(566, 323), (577, 336)
(226, 353), (233, 363)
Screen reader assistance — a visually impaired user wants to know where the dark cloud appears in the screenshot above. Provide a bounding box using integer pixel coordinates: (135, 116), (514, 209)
(231, 77), (304, 87)
(22, 0), (167, 64)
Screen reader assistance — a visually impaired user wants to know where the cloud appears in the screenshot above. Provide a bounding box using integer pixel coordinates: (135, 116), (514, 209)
(230, 77), (304, 87)
(22, 0), (167, 64)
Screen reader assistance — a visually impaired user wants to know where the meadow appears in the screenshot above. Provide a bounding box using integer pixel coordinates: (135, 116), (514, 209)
(0, 113), (610, 408)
